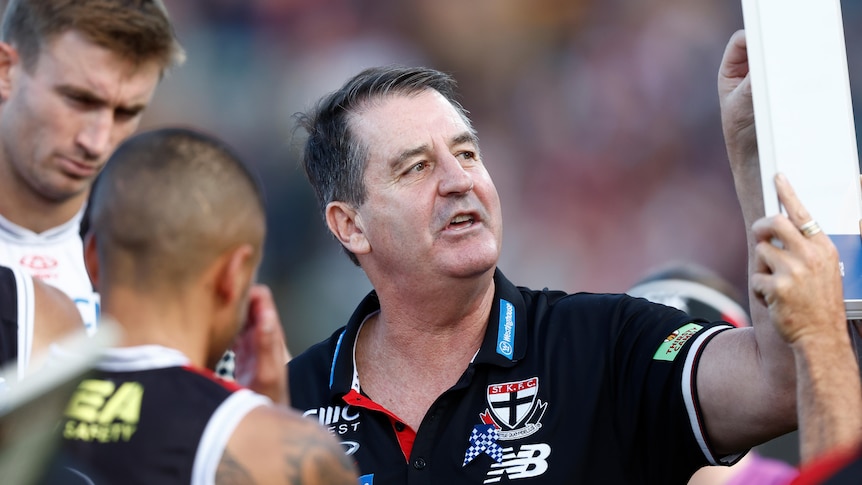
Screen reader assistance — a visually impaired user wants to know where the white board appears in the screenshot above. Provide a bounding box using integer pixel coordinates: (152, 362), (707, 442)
(742, 0), (862, 317)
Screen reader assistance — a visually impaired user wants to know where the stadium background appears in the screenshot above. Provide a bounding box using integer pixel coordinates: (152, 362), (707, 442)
(144, 0), (862, 355)
(12, 0), (862, 359)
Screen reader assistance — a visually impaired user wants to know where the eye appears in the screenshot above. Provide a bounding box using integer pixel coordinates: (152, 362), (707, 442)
(66, 94), (94, 107)
(114, 108), (142, 122)
(408, 161), (429, 173)
(457, 151), (477, 161)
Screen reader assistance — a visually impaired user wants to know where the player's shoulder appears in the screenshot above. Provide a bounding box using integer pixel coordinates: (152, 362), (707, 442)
(222, 404), (358, 484)
(33, 277), (84, 348)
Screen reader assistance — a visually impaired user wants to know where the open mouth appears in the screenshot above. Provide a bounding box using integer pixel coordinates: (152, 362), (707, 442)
(448, 213), (476, 229)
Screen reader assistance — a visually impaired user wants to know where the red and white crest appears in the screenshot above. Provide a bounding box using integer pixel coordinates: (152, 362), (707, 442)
(486, 377), (538, 429)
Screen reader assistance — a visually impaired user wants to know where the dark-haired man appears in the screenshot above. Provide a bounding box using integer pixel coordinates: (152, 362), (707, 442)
(288, 37), (799, 483)
(54, 127), (357, 484)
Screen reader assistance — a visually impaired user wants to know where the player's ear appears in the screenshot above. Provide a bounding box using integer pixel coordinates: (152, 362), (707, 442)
(0, 43), (19, 102)
(214, 244), (257, 306)
(325, 201), (370, 256)
(83, 232), (100, 291)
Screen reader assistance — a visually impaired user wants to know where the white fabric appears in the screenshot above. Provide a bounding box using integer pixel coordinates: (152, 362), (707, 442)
(681, 325), (744, 465)
(192, 389), (270, 485)
(0, 209), (99, 334)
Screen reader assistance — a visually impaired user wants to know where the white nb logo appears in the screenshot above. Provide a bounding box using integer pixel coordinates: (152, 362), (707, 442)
(483, 444), (551, 483)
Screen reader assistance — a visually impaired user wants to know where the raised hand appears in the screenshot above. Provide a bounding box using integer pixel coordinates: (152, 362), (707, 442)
(749, 173), (845, 344)
(233, 284), (292, 405)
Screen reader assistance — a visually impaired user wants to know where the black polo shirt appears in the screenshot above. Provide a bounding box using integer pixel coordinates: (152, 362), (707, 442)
(289, 269), (737, 484)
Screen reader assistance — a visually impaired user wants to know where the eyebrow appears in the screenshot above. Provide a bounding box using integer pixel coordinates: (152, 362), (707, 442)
(57, 85), (148, 114)
(388, 131), (479, 171)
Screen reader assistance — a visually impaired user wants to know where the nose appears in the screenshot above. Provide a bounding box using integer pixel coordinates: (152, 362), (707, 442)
(75, 110), (114, 161)
(437, 152), (474, 196)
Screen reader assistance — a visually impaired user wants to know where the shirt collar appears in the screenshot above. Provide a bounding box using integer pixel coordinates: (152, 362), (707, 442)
(0, 204), (86, 243)
(474, 269), (528, 367)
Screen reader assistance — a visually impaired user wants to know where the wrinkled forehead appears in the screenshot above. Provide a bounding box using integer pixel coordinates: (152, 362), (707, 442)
(348, 90), (474, 156)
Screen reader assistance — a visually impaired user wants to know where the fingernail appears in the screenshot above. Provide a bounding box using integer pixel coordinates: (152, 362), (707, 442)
(261, 309), (276, 333)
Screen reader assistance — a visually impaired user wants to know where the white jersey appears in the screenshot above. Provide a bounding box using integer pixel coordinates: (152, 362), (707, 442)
(0, 209), (99, 334)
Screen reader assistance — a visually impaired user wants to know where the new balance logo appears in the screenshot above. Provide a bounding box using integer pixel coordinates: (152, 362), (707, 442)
(484, 444), (551, 483)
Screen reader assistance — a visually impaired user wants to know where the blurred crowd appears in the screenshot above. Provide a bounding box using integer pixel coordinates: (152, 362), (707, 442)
(138, 0), (862, 354)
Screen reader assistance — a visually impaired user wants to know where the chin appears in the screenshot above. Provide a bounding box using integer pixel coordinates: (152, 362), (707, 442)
(445, 254), (498, 279)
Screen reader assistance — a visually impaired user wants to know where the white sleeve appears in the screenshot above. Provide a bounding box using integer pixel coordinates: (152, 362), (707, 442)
(681, 324), (745, 466)
(191, 389), (271, 485)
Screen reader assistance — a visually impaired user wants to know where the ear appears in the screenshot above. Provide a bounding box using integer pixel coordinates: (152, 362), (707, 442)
(213, 244), (257, 307)
(325, 201), (371, 256)
(0, 42), (19, 102)
(83, 232), (100, 291)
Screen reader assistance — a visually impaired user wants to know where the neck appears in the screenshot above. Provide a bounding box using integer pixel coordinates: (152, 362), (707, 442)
(0, 172), (87, 232)
(354, 272), (496, 430)
(100, 285), (214, 369)
(367, 269), (496, 363)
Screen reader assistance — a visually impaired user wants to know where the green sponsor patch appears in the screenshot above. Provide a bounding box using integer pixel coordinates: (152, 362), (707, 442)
(653, 323), (703, 362)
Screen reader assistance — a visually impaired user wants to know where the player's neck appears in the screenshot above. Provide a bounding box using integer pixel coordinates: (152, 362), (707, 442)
(101, 288), (214, 369)
(0, 181), (87, 233)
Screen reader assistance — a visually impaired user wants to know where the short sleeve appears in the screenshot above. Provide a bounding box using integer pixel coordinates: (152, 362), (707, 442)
(611, 296), (736, 477)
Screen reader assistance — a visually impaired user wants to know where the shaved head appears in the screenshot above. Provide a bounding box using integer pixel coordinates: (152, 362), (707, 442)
(88, 128), (265, 291)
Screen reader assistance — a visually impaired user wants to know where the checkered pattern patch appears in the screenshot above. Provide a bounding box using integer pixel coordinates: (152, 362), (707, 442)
(463, 424), (504, 466)
(215, 350), (236, 380)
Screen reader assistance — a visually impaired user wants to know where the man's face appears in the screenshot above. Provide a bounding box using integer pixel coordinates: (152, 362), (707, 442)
(349, 89), (503, 281)
(0, 30), (161, 203)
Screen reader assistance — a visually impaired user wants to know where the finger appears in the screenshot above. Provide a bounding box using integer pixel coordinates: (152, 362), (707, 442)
(753, 238), (793, 278)
(751, 214), (799, 248)
(247, 284), (289, 405)
(774, 173), (822, 239)
(749, 272), (774, 307)
(249, 285), (291, 363)
(719, 30), (749, 81)
(248, 284), (277, 334)
(248, 285), (291, 364)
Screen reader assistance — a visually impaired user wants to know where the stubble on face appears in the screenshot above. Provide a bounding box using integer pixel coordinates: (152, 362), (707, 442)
(0, 31), (161, 206)
(349, 90), (503, 282)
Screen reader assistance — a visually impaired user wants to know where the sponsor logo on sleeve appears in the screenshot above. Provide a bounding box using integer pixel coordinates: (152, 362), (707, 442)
(652, 323), (703, 362)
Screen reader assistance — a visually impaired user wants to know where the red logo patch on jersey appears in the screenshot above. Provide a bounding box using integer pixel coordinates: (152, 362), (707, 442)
(480, 377), (548, 441)
(19, 254), (59, 270)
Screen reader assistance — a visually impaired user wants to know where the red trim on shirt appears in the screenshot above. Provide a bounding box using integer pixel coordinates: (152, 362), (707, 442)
(343, 389), (416, 461)
(792, 444), (862, 485)
(182, 365), (244, 392)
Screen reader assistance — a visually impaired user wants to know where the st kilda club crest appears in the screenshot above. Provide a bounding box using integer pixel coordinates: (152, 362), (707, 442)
(479, 377), (548, 440)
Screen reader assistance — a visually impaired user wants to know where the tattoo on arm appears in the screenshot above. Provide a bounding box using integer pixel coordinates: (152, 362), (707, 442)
(216, 448), (257, 485)
(281, 424), (357, 485)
